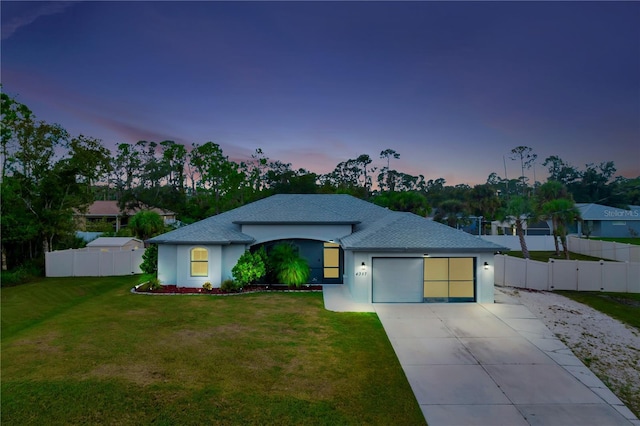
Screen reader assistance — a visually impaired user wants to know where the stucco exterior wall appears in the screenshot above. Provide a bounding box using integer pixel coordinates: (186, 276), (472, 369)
(158, 243), (248, 287)
(221, 244), (247, 283)
(157, 245), (177, 285)
(240, 224), (351, 245)
(174, 245), (222, 287)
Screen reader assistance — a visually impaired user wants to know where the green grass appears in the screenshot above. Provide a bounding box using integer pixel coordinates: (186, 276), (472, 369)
(556, 291), (640, 330)
(1, 276), (425, 425)
(587, 237), (640, 245)
(506, 251), (605, 262)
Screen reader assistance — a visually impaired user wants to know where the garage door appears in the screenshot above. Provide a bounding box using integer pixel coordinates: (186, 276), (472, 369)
(423, 257), (476, 302)
(372, 258), (423, 303)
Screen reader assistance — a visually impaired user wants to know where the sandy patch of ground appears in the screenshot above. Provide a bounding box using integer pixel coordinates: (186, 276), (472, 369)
(498, 286), (640, 417)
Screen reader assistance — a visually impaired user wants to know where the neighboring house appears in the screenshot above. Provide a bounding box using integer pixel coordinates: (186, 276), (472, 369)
(149, 194), (504, 303)
(76, 201), (176, 232)
(573, 203), (640, 238)
(86, 237), (144, 251)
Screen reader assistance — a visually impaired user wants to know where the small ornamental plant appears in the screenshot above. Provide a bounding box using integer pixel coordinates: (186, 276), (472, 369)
(148, 276), (162, 291)
(202, 282), (212, 291)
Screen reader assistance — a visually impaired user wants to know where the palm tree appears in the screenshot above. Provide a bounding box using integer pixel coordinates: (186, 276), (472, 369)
(540, 198), (580, 259)
(497, 196), (532, 259)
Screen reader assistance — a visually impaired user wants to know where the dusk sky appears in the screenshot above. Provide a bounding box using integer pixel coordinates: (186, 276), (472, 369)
(2, 1), (639, 185)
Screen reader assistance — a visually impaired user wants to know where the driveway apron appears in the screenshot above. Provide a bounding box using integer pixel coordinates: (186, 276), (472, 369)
(373, 302), (639, 426)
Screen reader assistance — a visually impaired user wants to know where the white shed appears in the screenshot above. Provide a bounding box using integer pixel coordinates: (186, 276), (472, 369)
(86, 237), (143, 252)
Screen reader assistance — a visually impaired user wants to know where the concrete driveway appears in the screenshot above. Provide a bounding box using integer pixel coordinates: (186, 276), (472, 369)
(321, 285), (638, 425)
(373, 302), (637, 426)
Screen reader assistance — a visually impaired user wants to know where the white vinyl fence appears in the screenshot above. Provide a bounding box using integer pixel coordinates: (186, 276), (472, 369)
(494, 254), (640, 293)
(567, 236), (640, 263)
(46, 248), (146, 277)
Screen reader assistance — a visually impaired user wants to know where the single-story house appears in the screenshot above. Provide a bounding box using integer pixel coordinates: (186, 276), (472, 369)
(149, 194), (505, 303)
(573, 203), (640, 238)
(76, 200), (177, 232)
(86, 237), (144, 252)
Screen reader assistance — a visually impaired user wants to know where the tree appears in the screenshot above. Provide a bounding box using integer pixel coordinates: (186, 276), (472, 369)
(1, 95), (112, 270)
(354, 154), (375, 196)
(111, 142), (142, 211)
(128, 210), (165, 242)
(498, 196), (533, 259)
(539, 198), (580, 259)
(535, 181), (580, 258)
(467, 184), (502, 234)
(434, 199), (468, 228)
(542, 155), (580, 187)
(189, 141), (242, 215)
(372, 191), (430, 216)
(510, 146), (537, 196)
(379, 149), (400, 191)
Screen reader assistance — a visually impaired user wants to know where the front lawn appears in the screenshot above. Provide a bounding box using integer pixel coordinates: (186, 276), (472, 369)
(1, 276), (425, 425)
(588, 237), (640, 245)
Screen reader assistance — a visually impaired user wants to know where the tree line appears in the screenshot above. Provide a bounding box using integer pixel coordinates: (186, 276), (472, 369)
(2, 93), (639, 273)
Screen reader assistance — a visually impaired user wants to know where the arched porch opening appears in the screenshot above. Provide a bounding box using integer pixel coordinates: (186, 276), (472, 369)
(251, 238), (343, 284)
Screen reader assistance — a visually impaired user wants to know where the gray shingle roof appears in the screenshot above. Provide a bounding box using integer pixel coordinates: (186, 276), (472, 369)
(149, 194), (503, 252)
(576, 203), (640, 221)
(341, 212), (503, 252)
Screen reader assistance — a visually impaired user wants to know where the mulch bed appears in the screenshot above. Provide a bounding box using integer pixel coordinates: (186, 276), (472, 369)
(134, 284), (323, 295)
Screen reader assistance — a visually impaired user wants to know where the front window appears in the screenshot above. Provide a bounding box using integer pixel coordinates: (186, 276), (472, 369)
(191, 248), (208, 276)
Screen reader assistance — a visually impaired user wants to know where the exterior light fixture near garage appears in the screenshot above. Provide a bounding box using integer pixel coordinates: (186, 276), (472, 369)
(484, 261), (489, 270)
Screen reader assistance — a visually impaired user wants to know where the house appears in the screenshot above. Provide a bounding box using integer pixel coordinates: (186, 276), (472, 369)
(149, 194), (505, 303)
(86, 237), (144, 252)
(573, 203), (640, 238)
(76, 200), (177, 232)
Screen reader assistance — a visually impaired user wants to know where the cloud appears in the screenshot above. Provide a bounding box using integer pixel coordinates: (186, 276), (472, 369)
(1, 1), (76, 40)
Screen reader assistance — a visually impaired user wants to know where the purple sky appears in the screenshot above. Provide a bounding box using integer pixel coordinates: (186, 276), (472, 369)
(2, 1), (639, 185)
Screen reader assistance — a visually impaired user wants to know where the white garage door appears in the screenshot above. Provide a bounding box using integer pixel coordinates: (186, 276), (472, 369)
(372, 257), (423, 303)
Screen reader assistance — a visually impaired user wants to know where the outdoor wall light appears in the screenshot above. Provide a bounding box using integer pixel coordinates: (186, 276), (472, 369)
(361, 262), (366, 270)
(483, 262), (489, 270)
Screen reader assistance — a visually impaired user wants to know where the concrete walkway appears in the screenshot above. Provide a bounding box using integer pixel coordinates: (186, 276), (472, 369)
(322, 285), (639, 426)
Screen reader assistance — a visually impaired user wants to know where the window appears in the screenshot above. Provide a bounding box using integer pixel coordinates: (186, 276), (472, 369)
(190, 248), (208, 277)
(323, 242), (340, 279)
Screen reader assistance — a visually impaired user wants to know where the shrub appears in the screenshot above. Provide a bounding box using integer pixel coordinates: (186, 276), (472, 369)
(202, 281), (212, 291)
(232, 249), (266, 286)
(221, 278), (240, 292)
(267, 242), (310, 288)
(140, 244), (158, 275)
(277, 256), (310, 288)
(0, 260), (43, 287)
